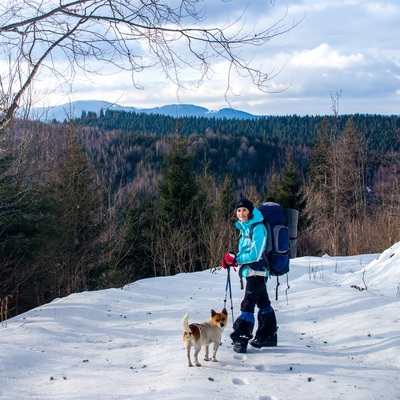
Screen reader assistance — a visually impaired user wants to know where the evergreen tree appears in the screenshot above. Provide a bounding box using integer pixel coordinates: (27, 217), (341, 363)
(155, 136), (201, 275)
(158, 136), (200, 226)
(38, 125), (106, 298)
(204, 176), (238, 269)
(216, 176), (237, 221)
(307, 118), (332, 190)
(305, 116), (372, 255)
(267, 152), (308, 238)
(195, 157), (215, 270)
(0, 152), (54, 315)
(104, 189), (154, 287)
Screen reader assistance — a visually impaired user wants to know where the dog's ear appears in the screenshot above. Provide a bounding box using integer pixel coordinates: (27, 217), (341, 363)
(211, 309), (216, 317)
(222, 308), (228, 315)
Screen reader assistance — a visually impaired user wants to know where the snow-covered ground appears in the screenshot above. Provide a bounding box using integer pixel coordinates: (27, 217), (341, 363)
(1, 243), (399, 400)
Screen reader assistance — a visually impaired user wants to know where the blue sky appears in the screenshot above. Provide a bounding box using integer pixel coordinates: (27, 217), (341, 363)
(39, 0), (400, 116)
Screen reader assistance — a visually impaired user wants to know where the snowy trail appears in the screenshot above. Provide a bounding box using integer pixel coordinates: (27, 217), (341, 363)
(1, 251), (399, 400)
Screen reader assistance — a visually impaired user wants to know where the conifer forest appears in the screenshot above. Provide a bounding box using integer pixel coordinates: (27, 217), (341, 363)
(1, 111), (399, 317)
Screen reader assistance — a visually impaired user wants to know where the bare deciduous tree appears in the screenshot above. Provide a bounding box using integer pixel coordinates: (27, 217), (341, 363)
(0, 0), (300, 129)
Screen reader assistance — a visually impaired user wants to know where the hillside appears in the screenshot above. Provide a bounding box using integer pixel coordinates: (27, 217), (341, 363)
(30, 100), (258, 122)
(1, 244), (399, 399)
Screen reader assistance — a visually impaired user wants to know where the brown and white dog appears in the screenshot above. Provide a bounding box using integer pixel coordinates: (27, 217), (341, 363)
(182, 308), (228, 367)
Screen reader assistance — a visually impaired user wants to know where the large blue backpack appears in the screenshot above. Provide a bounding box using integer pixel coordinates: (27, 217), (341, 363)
(250, 201), (294, 301)
(258, 201), (290, 277)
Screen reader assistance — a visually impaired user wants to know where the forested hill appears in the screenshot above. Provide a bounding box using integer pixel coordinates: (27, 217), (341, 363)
(72, 110), (400, 152)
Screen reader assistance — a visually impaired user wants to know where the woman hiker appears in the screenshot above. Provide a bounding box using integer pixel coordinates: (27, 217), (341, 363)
(221, 198), (278, 354)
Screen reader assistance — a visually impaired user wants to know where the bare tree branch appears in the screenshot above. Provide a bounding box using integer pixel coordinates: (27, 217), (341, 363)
(0, 0), (302, 129)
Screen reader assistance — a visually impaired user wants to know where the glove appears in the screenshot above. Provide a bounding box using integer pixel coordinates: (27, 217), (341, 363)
(221, 252), (237, 269)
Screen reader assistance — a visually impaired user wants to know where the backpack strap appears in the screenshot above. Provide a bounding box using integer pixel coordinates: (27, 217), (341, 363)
(248, 221), (263, 240)
(249, 221), (269, 272)
(249, 221), (269, 259)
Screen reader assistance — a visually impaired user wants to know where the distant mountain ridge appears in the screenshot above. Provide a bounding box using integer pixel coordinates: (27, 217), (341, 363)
(31, 100), (259, 122)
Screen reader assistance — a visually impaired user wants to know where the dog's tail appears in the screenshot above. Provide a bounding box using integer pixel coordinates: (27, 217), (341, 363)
(182, 312), (192, 333)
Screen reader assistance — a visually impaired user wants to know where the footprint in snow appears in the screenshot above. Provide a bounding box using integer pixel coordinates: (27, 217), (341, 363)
(232, 377), (249, 386)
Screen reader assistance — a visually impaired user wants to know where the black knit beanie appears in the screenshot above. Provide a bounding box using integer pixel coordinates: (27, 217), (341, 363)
(236, 198), (254, 213)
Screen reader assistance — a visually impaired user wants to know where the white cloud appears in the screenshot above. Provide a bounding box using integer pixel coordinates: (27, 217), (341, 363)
(365, 1), (400, 15)
(9, 0), (400, 116)
(291, 43), (365, 69)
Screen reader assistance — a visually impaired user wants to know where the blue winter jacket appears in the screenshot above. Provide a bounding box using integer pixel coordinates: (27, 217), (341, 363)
(235, 207), (268, 277)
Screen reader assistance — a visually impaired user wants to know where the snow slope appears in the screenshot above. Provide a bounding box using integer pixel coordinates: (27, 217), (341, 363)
(1, 244), (399, 400)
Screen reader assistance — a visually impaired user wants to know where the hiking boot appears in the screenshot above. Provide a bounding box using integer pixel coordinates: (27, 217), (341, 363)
(249, 334), (277, 348)
(233, 337), (248, 353)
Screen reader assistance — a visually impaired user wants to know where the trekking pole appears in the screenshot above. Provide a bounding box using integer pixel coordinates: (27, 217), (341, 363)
(223, 265), (235, 324)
